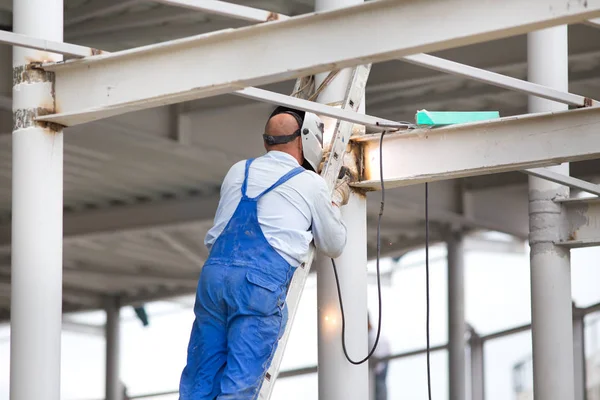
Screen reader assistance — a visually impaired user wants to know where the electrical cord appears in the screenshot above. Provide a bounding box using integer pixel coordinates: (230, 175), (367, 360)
(329, 127), (433, 400)
(425, 182), (432, 400)
(330, 130), (386, 365)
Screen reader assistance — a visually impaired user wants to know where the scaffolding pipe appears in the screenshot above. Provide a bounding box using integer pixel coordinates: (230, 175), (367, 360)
(9, 1), (64, 400)
(527, 26), (575, 400)
(315, 0), (368, 397)
(105, 297), (123, 400)
(448, 232), (466, 400)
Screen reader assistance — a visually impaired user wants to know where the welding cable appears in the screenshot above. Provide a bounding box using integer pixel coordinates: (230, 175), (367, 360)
(330, 130), (386, 365)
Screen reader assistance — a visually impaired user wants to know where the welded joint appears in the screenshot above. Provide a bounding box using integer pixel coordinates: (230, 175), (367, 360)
(529, 197), (571, 245)
(558, 199), (596, 243)
(12, 63), (64, 133)
(266, 11), (285, 21)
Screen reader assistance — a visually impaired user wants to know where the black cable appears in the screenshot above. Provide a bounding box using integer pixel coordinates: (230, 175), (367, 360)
(425, 182), (432, 400)
(330, 130), (386, 365)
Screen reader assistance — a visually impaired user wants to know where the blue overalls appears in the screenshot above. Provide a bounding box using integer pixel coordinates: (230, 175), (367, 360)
(179, 158), (305, 400)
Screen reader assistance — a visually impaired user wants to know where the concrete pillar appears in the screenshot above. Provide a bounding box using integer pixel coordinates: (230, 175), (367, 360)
(527, 26), (575, 400)
(448, 232), (466, 400)
(314, 1), (368, 399)
(10, 1), (64, 399)
(105, 297), (123, 400)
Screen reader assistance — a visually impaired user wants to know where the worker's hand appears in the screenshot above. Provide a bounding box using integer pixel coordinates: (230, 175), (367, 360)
(332, 173), (351, 207)
(318, 150), (330, 174)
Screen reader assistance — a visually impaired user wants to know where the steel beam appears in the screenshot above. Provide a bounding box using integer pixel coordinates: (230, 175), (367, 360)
(62, 319), (104, 337)
(152, 0), (289, 22)
(403, 53), (598, 108)
(559, 197), (600, 248)
(65, 6), (206, 39)
(65, 0), (142, 27)
(0, 194), (219, 249)
(234, 87), (401, 129)
(354, 106), (600, 189)
(524, 168), (600, 197)
(38, 0), (600, 126)
(0, 30), (102, 58)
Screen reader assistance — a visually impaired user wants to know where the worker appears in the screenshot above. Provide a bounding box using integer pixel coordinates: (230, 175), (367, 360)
(179, 106), (351, 400)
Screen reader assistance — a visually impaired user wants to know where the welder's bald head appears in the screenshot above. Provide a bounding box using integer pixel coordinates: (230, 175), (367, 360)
(264, 113), (302, 138)
(263, 108), (304, 164)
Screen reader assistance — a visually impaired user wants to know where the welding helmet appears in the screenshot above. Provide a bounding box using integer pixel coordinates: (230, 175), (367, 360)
(263, 106), (325, 172)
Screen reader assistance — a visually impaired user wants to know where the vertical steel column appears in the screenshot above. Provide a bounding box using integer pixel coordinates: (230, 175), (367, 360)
(469, 329), (485, 400)
(106, 297), (123, 400)
(315, 1), (367, 399)
(10, 1), (64, 400)
(573, 306), (587, 400)
(527, 26), (574, 400)
(448, 232), (466, 400)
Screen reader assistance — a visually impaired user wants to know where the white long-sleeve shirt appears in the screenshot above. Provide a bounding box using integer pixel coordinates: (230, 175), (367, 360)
(205, 151), (347, 267)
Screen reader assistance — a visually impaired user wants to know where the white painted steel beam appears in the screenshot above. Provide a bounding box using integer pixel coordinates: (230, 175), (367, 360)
(403, 53), (598, 107)
(0, 30), (102, 58)
(0, 194), (219, 249)
(355, 106), (600, 189)
(153, 0), (289, 22)
(152, 231), (205, 268)
(524, 168), (600, 197)
(65, 7), (206, 39)
(65, 0), (142, 26)
(62, 319), (104, 337)
(39, 0), (600, 126)
(234, 87), (402, 129)
(558, 197), (600, 248)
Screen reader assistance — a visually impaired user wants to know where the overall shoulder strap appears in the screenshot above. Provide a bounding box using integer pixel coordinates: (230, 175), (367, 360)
(254, 166), (305, 201)
(241, 158), (255, 198)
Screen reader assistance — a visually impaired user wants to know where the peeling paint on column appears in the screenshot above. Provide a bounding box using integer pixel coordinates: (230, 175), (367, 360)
(529, 187), (570, 256)
(13, 63), (62, 133)
(13, 64), (53, 86)
(13, 108), (63, 133)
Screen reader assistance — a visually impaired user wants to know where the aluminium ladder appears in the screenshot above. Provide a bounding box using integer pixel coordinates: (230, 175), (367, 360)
(257, 64), (371, 399)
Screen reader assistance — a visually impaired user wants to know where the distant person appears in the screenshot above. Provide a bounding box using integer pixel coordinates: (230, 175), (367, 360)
(369, 314), (390, 400)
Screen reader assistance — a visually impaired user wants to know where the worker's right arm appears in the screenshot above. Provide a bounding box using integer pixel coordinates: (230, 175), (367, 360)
(309, 175), (348, 258)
